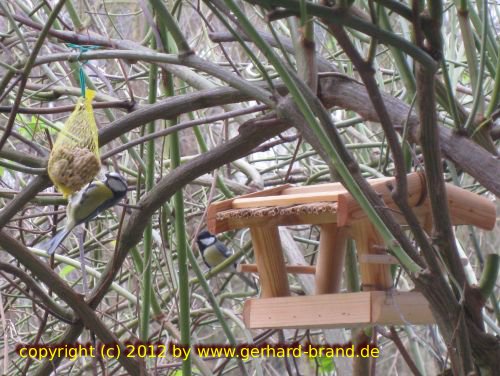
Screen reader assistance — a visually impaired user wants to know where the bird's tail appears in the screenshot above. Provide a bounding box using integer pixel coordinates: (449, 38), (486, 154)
(45, 228), (71, 255)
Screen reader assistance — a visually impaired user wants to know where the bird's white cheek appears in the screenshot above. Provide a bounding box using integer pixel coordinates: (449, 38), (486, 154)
(199, 238), (215, 247)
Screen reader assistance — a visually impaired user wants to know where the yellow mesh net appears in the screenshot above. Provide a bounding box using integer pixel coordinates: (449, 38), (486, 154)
(48, 89), (101, 198)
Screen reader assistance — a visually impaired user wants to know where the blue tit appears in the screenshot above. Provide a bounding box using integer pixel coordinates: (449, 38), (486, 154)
(196, 230), (256, 289)
(44, 172), (128, 255)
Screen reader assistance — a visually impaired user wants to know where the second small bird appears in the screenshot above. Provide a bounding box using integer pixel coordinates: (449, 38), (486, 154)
(196, 230), (256, 289)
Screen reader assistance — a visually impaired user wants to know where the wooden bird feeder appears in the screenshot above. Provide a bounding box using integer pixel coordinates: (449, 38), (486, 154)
(207, 172), (496, 330)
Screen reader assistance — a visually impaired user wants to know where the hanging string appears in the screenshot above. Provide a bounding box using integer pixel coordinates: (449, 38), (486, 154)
(66, 44), (100, 98)
(78, 68), (86, 97)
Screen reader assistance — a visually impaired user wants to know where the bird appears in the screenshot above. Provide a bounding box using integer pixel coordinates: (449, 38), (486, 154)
(196, 230), (256, 289)
(43, 172), (128, 255)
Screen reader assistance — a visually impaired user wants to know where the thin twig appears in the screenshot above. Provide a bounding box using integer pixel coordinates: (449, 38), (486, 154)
(0, 0), (68, 152)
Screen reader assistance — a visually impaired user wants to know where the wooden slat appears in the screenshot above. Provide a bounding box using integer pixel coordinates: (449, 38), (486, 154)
(220, 211), (338, 231)
(281, 177), (393, 195)
(237, 264), (316, 274)
(232, 177), (395, 209)
(371, 291), (434, 325)
(244, 293), (372, 329)
(243, 291), (434, 329)
(250, 226), (290, 298)
(281, 182), (346, 195)
(207, 184), (291, 233)
(315, 224), (348, 294)
(232, 191), (343, 209)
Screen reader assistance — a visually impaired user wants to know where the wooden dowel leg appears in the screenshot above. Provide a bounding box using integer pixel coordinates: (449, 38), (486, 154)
(250, 226), (290, 298)
(315, 224), (348, 294)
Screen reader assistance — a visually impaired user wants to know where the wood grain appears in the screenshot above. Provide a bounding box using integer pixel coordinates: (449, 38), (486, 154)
(315, 224), (348, 294)
(237, 264), (316, 274)
(243, 291), (434, 329)
(250, 226), (290, 298)
(207, 184), (291, 233)
(351, 220), (393, 290)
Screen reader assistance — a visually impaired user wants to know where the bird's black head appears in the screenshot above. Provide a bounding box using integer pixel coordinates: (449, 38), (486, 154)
(196, 230), (216, 251)
(105, 172), (128, 199)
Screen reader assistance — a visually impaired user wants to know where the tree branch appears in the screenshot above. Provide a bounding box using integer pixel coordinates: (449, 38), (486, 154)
(0, 232), (144, 375)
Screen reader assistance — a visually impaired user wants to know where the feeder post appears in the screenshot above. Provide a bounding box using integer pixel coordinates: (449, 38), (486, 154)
(315, 223), (348, 294)
(351, 220), (393, 290)
(250, 226), (290, 297)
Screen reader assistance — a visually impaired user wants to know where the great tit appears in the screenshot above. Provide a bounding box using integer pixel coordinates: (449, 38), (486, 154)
(44, 172), (128, 255)
(196, 230), (256, 289)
